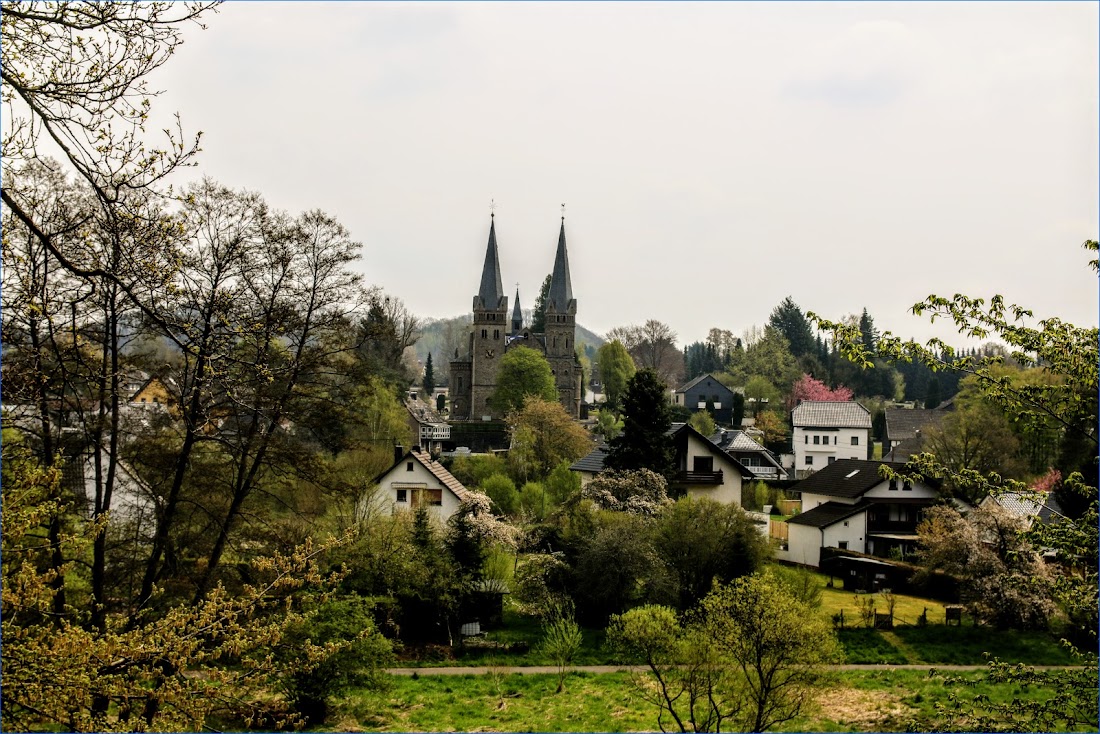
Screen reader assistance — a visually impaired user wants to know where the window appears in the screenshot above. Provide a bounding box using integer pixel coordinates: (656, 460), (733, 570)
(805, 456), (814, 465)
(902, 482), (912, 491)
(851, 436), (859, 446)
(396, 489), (408, 502)
(833, 436), (838, 445)
(828, 456), (836, 464)
(889, 479), (898, 490)
(481, 329), (487, 339)
(493, 329), (499, 339)
(804, 436), (808, 444)
(406, 462), (414, 472)
(813, 436), (820, 445)
(838, 541), (849, 550)
(843, 521), (849, 527)
(693, 456), (713, 473)
(426, 489), (443, 506)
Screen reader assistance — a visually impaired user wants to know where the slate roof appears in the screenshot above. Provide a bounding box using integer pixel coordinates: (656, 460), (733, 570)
(570, 443), (609, 473)
(787, 499), (872, 528)
(884, 408), (945, 442)
(546, 220), (574, 313)
(792, 400), (872, 428)
(476, 217), (506, 310)
(792, 458), (920, 499)
(984, 491), (1065, 525)
(675, 373), (735, 395)
(710, 429), (767, 453)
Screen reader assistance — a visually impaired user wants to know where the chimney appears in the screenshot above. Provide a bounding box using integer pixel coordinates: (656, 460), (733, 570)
(394, 445), (404, 465)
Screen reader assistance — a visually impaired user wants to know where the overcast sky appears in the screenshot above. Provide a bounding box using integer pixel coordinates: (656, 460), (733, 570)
(150, 1), (1098, 348)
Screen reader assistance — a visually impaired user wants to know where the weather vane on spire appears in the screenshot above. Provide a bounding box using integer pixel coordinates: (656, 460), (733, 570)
(490, 198), (497, 218)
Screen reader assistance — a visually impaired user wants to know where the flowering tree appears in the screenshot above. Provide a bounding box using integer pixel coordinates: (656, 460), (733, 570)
(786, 374), (853, 411)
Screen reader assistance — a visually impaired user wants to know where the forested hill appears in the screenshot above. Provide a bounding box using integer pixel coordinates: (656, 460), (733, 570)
(416, 314), (605, 368)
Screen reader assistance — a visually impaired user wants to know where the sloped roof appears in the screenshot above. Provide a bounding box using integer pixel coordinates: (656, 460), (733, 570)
(884, 408), (945, 442)
(376, 449), (472, 501)
(546, 220), (574, 313)
(571, 444), (609, 473)
(476, 217), (506, 310)
(793, 458), (923, 499)
(787, 499), (872, 528)
(675, 373), (735, 395)
(670, 423), (754, 478)
(792, 400), (871, 428)
(984, 491), (1065, 525)
(710, 429), (767, 453)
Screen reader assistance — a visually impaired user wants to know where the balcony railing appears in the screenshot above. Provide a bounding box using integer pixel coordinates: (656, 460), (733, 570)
(675, 469), (724, 484)
(420, 425), (451, 440)
(749, 465), (781, 477)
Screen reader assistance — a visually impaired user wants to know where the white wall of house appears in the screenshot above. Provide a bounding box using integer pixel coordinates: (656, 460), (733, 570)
(864, 480), (938, 500)
(792, 426), (868, 473)
(681, 431), (742, 506)
(367, 458), (464, 521)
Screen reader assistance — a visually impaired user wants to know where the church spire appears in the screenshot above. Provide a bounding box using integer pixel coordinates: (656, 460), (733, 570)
(547, 215), (574, 313)
(511, 287), (523, 334)
(476, 214), (505, 310)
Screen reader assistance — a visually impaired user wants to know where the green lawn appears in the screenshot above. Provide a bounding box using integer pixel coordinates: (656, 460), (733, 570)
(335, 668), (1083, 733)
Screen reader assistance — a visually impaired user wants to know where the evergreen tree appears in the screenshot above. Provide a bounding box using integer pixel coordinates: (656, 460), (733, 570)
(925, 376), (942, 408)
(730, 392), (745, 429)
(768, 296), (815, 359)
(606, 369), (675, 479)
(858, 308), (878, 352)
(422, 353), (435, 396)
(531, 274), (552, 333)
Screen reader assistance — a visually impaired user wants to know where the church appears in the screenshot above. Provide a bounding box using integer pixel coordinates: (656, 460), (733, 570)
(449, 214), (583, 421)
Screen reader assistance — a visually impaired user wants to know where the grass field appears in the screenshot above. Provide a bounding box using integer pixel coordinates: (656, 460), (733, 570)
(335, 668), (1080, 733)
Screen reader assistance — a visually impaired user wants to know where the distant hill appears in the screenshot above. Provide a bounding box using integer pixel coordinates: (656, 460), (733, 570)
(415, 313), (605, 380)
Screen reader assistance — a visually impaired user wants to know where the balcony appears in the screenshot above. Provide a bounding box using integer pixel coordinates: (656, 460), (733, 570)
(420, 424), (451, 440)
(675, 469), (724, 485)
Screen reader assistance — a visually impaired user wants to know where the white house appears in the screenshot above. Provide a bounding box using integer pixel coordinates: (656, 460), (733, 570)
(367, 446), (475, 521)
(778, 458), (941, 568)
(569, 423), (753, 506)
(791, 401), (872, 477)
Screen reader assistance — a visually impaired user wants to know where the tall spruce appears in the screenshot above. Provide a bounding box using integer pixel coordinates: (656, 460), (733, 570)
(606, 368), (676, 479)
(422, 353), (435, 395)
(531, 274), (552, 333)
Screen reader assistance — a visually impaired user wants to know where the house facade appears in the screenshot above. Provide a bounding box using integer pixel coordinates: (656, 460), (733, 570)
(672, 373), (738, 425)
(778, 459), (941, 568)
(791, 400), (872, 477)
(709, 428), (788, 480)
(367, 446), (475, 521)
(569, 423), (753, 506)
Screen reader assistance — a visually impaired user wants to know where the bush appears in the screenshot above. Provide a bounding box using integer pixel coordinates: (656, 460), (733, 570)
(481, 474), (519, 515)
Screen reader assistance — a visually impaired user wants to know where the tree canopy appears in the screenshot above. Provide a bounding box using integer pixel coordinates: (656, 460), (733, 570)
(491, 345), (558, 415)
(606, 369), (675, 479)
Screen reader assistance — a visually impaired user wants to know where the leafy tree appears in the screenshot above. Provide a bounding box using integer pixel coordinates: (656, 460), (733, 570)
(506, 396), (592, 478)
(519, 481), (550, 520)
(538, 605), (583, 693)
(768, 297), (815, 359)
(916, 504), (1055, 630)
(728, 326), (800, 397)
(422, 352), (435, 395)
(593, 408), (624, 441)
(608, 321), (684, 387)
(449, 453), (508, 488)
(654, 497), (771, 610)
(545, 459), (583, 505)
(606, 369), (675, 479)
(597, 339), (636, 409)
(608, 574), (841, 733)
(688, 410), (716, 437)
(921, 401), (1025, 497)
(480, 473), (519, 516)
(811, 241), (1098, 732)
(786, 373), (854, 411)
(491, 345), (558, 415)
(531, 274), (552, 333)
(753, 411), (790, 448)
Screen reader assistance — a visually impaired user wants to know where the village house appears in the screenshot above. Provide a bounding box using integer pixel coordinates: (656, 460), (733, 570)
(671, 373), (739, 425)
(791, 400), (872, 477)
(367, 445), (475, 521)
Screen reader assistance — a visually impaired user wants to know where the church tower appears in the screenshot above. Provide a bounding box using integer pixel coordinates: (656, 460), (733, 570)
(543, 217), (582, 417)
(469, 215), (509, 419)
(511, 288), (523, 335)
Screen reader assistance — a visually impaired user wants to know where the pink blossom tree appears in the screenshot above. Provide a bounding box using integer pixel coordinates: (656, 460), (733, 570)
(787, 374), (854, 411)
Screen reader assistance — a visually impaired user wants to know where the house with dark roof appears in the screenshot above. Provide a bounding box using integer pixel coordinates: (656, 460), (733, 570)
(709, 429), (788, 480)
(791, 401), (872, 477)
(882, 408), (947, 462)
(367, 445), (476, 521)
(569, 423), (753, 505)
(778, 458), (941, 568)
(672, 373), (738, 424)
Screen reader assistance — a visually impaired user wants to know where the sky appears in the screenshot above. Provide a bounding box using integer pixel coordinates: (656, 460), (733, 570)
(148, 1), (1098, 348)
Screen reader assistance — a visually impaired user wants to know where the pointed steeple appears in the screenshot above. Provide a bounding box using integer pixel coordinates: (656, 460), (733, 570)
(475, 215), (505, 310)
(511, 287), (523, 334)
(547, 217), (574, 313)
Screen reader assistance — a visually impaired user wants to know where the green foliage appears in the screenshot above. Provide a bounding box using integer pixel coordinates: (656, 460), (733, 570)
(592, 408), (624, 441)
(766, 564), (823, 610)
(606, 369), (675, 478)
(422, 352), (435, 395)
(545, 460), (582, 505)
(531, 274), (552, 333)
(491, 346), (558, 415)
(449, 453), (508, 488)
(277, 596), (393, 725)
(654, 497), (771, 610)
(506, 396), (592, 479)
(480, 473), (519, 516)
(687, 409), (716, 437)
(539, 607), (584, 693)
(768, 296), (816, 359)
(597, 339), (636, 410)
(581, 469), (672, 516)
(608, 574), (842, 733)
(520, 481), (549, 520)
